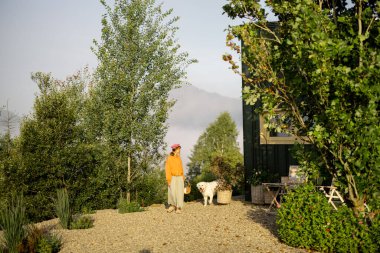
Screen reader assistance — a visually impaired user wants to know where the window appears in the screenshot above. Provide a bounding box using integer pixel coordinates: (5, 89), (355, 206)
(259, 113), (310, 145)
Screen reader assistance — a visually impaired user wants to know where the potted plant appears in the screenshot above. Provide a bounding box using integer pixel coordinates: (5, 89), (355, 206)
(249, 169), (268, 205)
(249, 168), (281, 205)
(211, 156), (244, 204)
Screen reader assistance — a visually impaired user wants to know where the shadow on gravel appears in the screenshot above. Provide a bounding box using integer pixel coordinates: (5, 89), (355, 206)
(139, 249), (152, 253)
(246, 207), (279, 237)
(229, 196), (279, 238)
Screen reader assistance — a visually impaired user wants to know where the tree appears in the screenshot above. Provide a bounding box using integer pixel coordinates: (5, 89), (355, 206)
(187, 112), (243, 185)
(5, 70), (98, 221)
(0, 103), (19, 206)
(90, 0), (195, 202)
(0, 101), (19, 138)
(223, 0), (379, 215)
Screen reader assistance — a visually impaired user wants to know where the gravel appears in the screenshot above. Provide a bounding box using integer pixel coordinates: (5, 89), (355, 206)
(6, 197), (309, 253)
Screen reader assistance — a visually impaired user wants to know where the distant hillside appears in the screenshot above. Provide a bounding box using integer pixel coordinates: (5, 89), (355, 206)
(165, 85), (243, 168)
(168, 85), (242, 129)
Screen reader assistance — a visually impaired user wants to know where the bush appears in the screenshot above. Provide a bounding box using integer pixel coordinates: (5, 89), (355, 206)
(18, 225), (62, 253)
(0, 195), (27, 253)
(54, 189), (70, 229)
(277, 184), (379, 252)
(134, 169), (167, 207)
(69, 214), (94, 230)
(117, 198), (144, 214)
(210, 156), (244, 191)
(35, 233), (62, 253)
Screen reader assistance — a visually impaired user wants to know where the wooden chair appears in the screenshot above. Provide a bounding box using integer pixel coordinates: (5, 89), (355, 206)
(318, 185), (345, 210)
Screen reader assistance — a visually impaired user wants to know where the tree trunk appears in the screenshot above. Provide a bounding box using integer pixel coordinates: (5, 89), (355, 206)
(127, 155), (131, 203)
(351, 196), (366, 216)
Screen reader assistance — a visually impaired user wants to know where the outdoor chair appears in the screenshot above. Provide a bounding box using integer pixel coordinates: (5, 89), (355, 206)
(318, 185), (345, 210)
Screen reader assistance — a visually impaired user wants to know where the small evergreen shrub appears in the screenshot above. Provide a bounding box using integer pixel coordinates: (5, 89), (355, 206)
(54, 189), (70, 229)
(118, 198), (144, 214)
(0, 195), (27, 253)
(69, 214), (94, 230)
(277, 183), (379, 252)
(36, 234), (62, 253)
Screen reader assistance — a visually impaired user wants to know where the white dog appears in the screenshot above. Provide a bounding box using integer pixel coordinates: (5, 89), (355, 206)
(196, 181), (218, 206)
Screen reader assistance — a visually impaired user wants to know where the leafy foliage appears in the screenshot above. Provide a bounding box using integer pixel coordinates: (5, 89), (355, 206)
(35, 233), (62, 253)
(224, 0), (380, 214)
(133, 168), (167, 207)
(277, 184), (379, 252)
(211, 156), (244, 191)
(2, 70), (99, 222)
(54, 188), (94, 230)
(1, 0), (194, 223)
(247, 168), (269, 186)
(88, 0), (195, 202)
(117, 198), (144, 214)
(69, 215), (94, 230)
(187, 112), (243, 183)
(18, 225), (62, 253)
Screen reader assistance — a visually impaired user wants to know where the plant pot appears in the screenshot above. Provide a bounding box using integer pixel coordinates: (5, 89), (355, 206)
(264, 190), (275, 204)
(251, 185), (264, 205)
(217, 190), (232, 204)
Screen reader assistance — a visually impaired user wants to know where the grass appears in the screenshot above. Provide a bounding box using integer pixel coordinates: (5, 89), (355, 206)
(0, 195), (26, 253)
(54, 189), (70, 229)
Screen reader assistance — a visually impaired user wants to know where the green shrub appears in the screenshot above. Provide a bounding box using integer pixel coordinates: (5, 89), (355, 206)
(18, 225), (62, 253)
(277, 183), (379, 252)
(80, 206), (96, 215)
(117, 198), (144, 214)
(69, 214), (94, 230)
(134, 169), (167, 206)
(0, 195), (27, 253)
(54, 189), (70, 229)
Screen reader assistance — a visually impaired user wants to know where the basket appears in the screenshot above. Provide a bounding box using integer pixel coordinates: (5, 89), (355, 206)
(264, 190), (273, 204)
(217, 190), (232, 204)
(251, 185), (264, 205)
(184, 180), (191, 194)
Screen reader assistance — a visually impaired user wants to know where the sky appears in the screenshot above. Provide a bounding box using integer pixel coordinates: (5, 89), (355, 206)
(0, 0), (244, 117)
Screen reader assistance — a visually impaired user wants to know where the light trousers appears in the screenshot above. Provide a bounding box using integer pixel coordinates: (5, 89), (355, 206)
(168, 176), (184, 208)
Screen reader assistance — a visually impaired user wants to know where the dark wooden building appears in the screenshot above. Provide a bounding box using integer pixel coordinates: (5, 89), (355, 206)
(240, 24), (307, 201)
(242, 99), (301, 201)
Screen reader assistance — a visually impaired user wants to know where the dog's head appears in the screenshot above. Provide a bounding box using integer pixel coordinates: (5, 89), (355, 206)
(196, 182), (207, 193)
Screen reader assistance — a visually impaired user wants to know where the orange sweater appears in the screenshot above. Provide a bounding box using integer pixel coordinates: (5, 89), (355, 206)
(165, 155), (184, 185)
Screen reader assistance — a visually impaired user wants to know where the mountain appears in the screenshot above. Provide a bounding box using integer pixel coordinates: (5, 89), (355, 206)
(165, 85), (243, 168)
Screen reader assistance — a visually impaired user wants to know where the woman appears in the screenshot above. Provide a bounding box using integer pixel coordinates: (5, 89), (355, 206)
(165, 143), (184, 214)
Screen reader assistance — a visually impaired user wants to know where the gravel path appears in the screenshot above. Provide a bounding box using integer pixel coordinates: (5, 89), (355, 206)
(40, 197), (307, 253)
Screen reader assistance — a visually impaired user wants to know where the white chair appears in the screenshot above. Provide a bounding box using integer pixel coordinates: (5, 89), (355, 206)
(318, 186), (345, 210)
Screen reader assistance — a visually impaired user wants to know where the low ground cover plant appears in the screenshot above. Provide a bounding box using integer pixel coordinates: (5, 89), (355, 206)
(69, 214), (94, 230)
(117, 197), (144, 214)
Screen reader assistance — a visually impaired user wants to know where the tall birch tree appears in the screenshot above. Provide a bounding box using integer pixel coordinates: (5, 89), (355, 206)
(91, 0), (194, 202)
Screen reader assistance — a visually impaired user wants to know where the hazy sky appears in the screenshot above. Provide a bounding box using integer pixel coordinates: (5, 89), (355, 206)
(0, 0), (244, 116)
